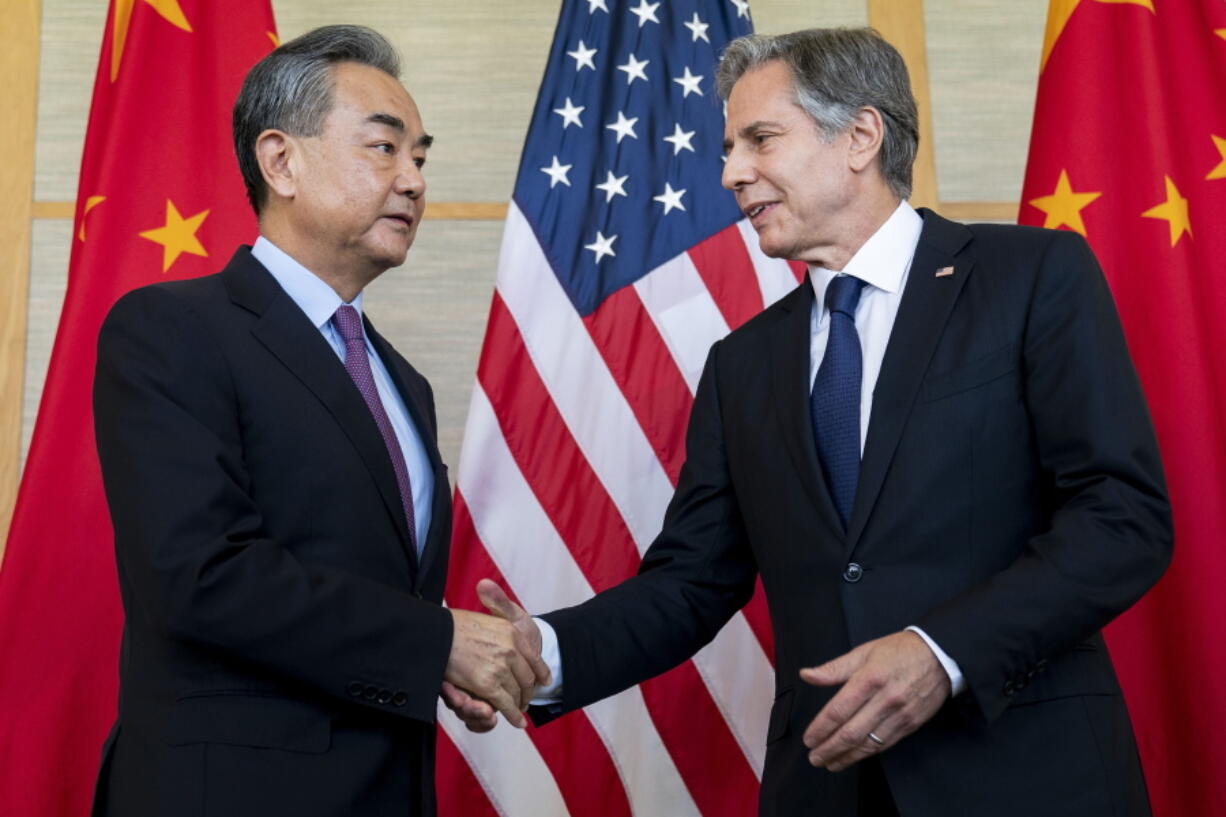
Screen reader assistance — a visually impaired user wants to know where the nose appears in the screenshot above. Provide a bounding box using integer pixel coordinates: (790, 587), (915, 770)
(721, 145), (754, 191)
(396, 157), (426, 200)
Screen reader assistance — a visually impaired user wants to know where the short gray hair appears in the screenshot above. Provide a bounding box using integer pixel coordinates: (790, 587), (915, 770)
(716, 28), (918, 200)
(232, 25), (402, 214)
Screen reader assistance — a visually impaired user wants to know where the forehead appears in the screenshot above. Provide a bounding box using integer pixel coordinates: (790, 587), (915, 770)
(724, 60), (801, 127)
(327, 61), (423, 132)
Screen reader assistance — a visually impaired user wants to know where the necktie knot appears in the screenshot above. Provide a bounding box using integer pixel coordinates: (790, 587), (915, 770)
(333, 305), (364, 344)
(825, 275), (865, 319)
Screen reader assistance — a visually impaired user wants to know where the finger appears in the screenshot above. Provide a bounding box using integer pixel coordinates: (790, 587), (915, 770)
(484, 681), (526, 729)
(799, 641), (872, 688)
(441, 682), (499, 732)
(443, 681), (497, 721)
(440, 680), (469, 711)
(512, 626), (552, 687)
(477, 578), (527, 624)
(458, 701), (499, 733)
(812, 705), (909, 772)
(506, 648), (538, 711)
(810, 697), (894, 769)
(801, 676), (876, 750)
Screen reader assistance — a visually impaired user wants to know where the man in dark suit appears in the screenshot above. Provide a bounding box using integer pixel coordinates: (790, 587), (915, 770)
(91, 25), (546, 817)
(458, 28), (1172, 817)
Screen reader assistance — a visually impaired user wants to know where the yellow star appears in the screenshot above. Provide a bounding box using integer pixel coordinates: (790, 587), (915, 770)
(1141, 176), (1192, 247)
(77, 195), (107, 242)
(111, 0), (193, 82)
(1028, 169), (1102, 236)
(139, 200), (210, 272)
(1208, 135), (1226, 181)
(1216, 29), (1226, 41)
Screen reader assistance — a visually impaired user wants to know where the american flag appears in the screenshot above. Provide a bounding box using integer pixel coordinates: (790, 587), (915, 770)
(437, 2), (806, 813)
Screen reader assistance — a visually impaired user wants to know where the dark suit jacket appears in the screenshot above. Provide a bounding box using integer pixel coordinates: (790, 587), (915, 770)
(91, 247), (453, 817)
(537, 211), (1172, 816)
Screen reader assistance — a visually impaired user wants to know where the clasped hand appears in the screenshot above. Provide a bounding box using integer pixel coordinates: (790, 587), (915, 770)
(442, 579), (547, 730)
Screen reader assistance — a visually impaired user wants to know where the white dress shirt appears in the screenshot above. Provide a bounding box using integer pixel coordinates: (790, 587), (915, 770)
(533, 201), (965, 702)
(251, 236), (434, 553)
(806, 201), (964, 695)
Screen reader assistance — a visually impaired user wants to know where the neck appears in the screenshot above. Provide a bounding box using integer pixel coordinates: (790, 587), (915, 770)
(258, 211), (380, 303)
(810, 187), (902, 272)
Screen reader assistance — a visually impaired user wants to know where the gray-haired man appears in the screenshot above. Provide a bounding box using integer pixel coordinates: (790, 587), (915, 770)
(91, 25), (546, 817)
(463, 27), (1169, 817)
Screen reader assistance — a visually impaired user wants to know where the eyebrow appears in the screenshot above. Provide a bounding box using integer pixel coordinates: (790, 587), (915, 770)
(366, 113), (434, 149)
(367, 112), (405, 132)
(722, 119), (784, 152)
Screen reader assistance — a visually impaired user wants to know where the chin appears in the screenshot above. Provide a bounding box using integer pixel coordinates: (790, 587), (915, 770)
(369, 239), (413, 270)
(755, 234), (796, 261)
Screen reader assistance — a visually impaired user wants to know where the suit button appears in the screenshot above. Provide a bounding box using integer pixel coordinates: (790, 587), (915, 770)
(412, 591), (423, 599)
(363, 685), (379, 700)
(392, 692), (408, 707)
(842, 563), (863, 583)
(347, 681), (364, 697)
(1003, 680), (1016, 696)
(377, 688), (393, 704)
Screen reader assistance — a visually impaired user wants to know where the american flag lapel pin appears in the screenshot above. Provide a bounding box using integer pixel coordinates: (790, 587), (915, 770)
(934, 265), (955, 278)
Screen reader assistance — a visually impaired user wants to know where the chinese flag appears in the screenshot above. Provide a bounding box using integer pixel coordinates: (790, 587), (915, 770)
(0, 2), (276, 815)
(1020, 2), (1226, 816)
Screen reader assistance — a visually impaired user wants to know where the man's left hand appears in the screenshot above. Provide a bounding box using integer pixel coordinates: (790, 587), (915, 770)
(800, 630), (950, 772)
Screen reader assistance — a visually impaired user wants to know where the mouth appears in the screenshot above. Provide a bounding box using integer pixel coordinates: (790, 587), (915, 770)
(381, 214), (415, 229)
(743, 201), (778, 224)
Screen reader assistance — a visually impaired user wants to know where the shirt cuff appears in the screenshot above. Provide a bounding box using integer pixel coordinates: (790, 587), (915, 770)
(906, 625), (966, 696)
(530, 617), (564, 704)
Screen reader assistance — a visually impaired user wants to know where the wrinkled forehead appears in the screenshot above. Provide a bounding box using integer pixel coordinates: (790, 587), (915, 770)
(723, 63), (803, 139)
(329, 62), (425, 132)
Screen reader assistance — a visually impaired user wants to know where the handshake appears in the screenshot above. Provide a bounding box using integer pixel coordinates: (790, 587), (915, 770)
(441, 578), (550, 732)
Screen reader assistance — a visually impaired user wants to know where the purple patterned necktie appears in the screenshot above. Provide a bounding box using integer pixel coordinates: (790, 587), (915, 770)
(332, 305), (417, 554)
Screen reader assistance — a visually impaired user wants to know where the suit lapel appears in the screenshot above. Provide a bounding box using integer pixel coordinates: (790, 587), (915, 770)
(768, 282), (846, 537)
(845, 210), (974, 554)
(222, 251), (416, 567)
(366, 321), (450, 583)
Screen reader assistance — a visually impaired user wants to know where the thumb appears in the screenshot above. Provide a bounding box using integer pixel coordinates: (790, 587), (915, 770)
(477, 578), (526, 623)
(799, 643), (870, 687)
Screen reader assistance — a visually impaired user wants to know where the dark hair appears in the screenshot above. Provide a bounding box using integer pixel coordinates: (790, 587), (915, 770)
(232, 24), (401, 214)
(717, 28), (919, 199)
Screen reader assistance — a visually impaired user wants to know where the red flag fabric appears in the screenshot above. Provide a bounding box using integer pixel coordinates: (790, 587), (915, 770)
(0, 3), (275, 815)
(1020, 2), (1226, 815)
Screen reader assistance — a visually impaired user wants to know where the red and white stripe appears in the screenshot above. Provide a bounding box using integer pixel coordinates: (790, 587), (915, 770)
(439, 202), (805, 816)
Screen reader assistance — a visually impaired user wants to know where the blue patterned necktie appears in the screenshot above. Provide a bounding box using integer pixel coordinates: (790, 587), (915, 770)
(810, 275), (866, 529)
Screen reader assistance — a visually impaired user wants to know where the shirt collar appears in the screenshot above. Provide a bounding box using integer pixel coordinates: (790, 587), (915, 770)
(251, 236), (364, 330)
(808, 200), (923, 303)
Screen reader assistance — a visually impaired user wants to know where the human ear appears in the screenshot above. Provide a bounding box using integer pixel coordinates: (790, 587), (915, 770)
(846, 106), (885, 173)
(255, 130), (296, 200)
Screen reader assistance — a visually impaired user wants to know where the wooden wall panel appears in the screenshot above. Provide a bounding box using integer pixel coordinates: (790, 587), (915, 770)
(867, 0), (939, 211)
(925, 0), (1046, 205)
(0, 0), (42, 557)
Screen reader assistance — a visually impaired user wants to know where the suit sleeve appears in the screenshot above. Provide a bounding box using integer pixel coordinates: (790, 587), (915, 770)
(534, 340), (759, 721)
(94, 286), (453, 723)
(917, 231), (1173, 722)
